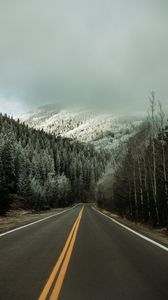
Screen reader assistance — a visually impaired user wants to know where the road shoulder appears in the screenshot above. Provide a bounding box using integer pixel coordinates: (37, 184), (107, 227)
(93, 205), (168, 249)
(0, 206), (76, 234)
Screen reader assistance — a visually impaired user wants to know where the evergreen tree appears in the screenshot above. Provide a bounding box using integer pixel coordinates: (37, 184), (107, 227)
(0, 113), (108, 214)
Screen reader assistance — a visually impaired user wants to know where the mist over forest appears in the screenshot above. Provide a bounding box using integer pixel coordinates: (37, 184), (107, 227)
(0, 2), (168, 300)
(0, 1), (168, 229)
(0, 94), (167, 228)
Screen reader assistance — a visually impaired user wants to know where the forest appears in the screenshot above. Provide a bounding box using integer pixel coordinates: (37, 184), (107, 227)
(1, 95), (168, 228)
(96, 95), (168, 227)
(0, 113), (108, 214)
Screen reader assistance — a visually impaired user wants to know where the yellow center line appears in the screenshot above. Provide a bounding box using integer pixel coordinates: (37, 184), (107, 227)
(50, 207), (84, 300)
(38, 207), (84, 300)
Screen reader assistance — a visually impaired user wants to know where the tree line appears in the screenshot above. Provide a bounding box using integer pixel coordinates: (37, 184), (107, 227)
(0, 114), (108, 214)
(96, 95), (168, 227)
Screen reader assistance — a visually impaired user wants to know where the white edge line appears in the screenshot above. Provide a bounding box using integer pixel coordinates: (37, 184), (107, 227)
(0, 204), (79, 237)
(92, 206), (168, 252)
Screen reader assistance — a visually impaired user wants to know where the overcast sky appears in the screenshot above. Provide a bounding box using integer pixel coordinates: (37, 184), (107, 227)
(0, 0), (168, 116)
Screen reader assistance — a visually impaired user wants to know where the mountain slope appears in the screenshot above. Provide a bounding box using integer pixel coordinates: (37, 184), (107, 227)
(20, 105), (143, 149)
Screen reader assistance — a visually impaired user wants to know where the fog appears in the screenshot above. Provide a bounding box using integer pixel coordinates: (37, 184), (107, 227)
(0, 0), (168, 115)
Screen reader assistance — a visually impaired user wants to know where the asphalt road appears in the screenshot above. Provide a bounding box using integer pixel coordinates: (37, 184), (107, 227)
(0, 204), (168, 300)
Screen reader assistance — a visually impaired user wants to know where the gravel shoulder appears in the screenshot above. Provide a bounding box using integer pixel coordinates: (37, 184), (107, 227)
(0, 208), (68, 234)
(95, 206), (168, 248)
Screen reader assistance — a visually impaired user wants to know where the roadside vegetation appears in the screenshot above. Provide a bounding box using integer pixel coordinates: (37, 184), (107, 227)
(0, 114), (108, 215)
(96, 94), (168, 228)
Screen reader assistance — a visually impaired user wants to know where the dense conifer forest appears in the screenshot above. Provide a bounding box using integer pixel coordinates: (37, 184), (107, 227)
(1, 97), (168, 229)
(96, 96), (168, 227)
(0, 114), (108, 214)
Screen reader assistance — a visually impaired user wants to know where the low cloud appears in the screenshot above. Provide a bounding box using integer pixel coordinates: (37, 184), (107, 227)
(0, 0), (168, 114)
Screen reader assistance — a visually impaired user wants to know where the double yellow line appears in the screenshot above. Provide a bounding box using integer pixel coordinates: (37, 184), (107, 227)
(39, 207), (84, 300)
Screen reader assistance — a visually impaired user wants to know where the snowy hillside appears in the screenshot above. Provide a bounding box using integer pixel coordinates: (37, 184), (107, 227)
(20, 104), (61, 126)
(20, 105), (143, 150)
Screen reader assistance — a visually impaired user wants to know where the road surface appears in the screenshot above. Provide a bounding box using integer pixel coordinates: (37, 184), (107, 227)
(0, 204), (168, 300)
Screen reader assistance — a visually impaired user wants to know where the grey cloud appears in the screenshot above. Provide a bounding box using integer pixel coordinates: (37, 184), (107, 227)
(0, 0), (168, 114)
